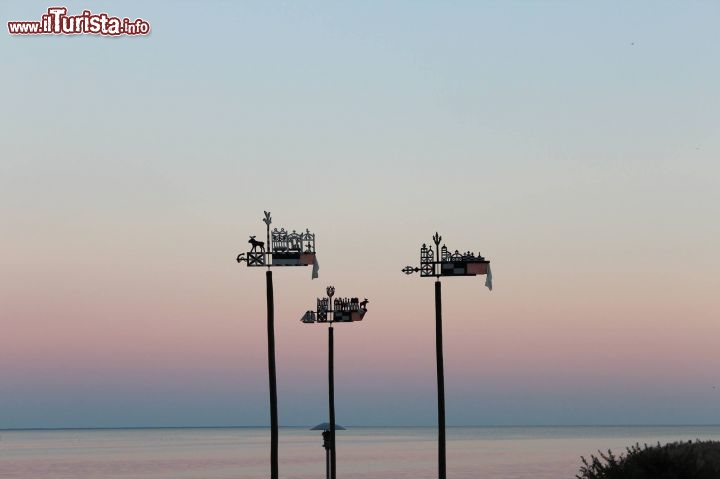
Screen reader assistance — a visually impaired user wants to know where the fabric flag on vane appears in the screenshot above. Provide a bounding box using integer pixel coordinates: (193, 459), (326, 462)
(485, 264), (492, 291)
(465, 262), (492, 290)
(312, 256), (319, 279)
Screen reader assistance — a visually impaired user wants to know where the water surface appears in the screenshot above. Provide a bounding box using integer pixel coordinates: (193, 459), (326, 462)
(2, 426), (720, 478)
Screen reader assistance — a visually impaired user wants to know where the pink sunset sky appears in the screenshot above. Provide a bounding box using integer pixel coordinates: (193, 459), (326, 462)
(2, 1), (719, 428)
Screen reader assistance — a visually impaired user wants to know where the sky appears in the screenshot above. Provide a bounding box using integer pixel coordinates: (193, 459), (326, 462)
(1, 1), (719, 429)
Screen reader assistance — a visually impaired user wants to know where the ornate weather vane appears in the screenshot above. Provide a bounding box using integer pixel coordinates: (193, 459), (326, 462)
(402, 232), (492, 479)
(234, 211), (319, 479)
(402, 232), (492, 288)
(237, 211), (319, 278)
(300, 286), (369, 324)
(300, 286), (368, 479)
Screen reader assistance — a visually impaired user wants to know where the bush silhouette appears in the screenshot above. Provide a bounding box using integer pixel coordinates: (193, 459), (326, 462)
(576, 440), (720, 479)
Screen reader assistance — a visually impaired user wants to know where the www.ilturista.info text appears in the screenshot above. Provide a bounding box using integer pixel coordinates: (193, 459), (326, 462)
(8, 7), (150, 36)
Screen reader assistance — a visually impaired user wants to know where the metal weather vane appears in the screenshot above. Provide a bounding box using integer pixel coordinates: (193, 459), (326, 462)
(301, 286), (369, 324)
(233, 211), (319, 479)
(402, 232), (492, 289)
(237, 210), (319, 278)
(402, 232), (491, 479)
(300, 285), (368, 479)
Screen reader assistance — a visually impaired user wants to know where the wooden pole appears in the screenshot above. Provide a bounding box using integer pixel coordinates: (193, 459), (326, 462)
(329, 325), (337, 479)
(435, 280), (446, 479)
(266, 270), (278, 479)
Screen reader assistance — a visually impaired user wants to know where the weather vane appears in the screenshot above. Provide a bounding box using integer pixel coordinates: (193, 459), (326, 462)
(237, 210), (319, 277)
(402, 232), (492, 288)
(402, 232), (491, 479)
(300, 285), (368, 479)
(234, 211), (319, 479)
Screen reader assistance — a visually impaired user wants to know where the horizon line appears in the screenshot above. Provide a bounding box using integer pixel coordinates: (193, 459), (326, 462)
(4, 424), (720, 432)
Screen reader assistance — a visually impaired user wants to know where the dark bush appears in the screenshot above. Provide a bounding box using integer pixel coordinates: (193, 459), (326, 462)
(576, 440), (720, 479)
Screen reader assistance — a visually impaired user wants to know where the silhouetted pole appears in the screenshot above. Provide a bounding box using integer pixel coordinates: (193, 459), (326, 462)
(403, 233), (491, 479)
(435, 280), (445, 479)
(266, 270), (278, 479)
(239, 212), (319, 479)
(329, 324), (337, 479)
(302, 286), (367, 479)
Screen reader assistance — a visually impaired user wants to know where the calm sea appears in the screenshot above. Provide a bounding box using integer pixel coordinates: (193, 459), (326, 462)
(2, 426), (720, 479)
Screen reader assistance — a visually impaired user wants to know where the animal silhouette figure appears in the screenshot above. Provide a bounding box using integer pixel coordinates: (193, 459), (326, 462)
(359, 298), (369, 310)
(248, 236), (265, 252)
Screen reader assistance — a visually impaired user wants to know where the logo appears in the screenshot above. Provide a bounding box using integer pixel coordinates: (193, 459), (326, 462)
(8, 7), (151, 36)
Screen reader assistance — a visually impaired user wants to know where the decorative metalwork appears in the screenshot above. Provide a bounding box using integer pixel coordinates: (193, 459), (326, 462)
(272, 228), (315, 253)
(237, 211), (319, 278)
(234, 210), (317, 479)
(301, 286), (366, 479)
(403, 232), (491, 283)
(300, 286), (369, 324)
(248, 236), (265, 252)
(401, 233), (492, 479)
(316, 298), (329, 322)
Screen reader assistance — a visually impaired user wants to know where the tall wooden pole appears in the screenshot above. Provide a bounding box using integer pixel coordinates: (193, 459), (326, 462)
(328, 325), (337, 479)
(266, 270), (278, 479)
(403, 233), (488, 479)
(435, 280), (446, 479)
